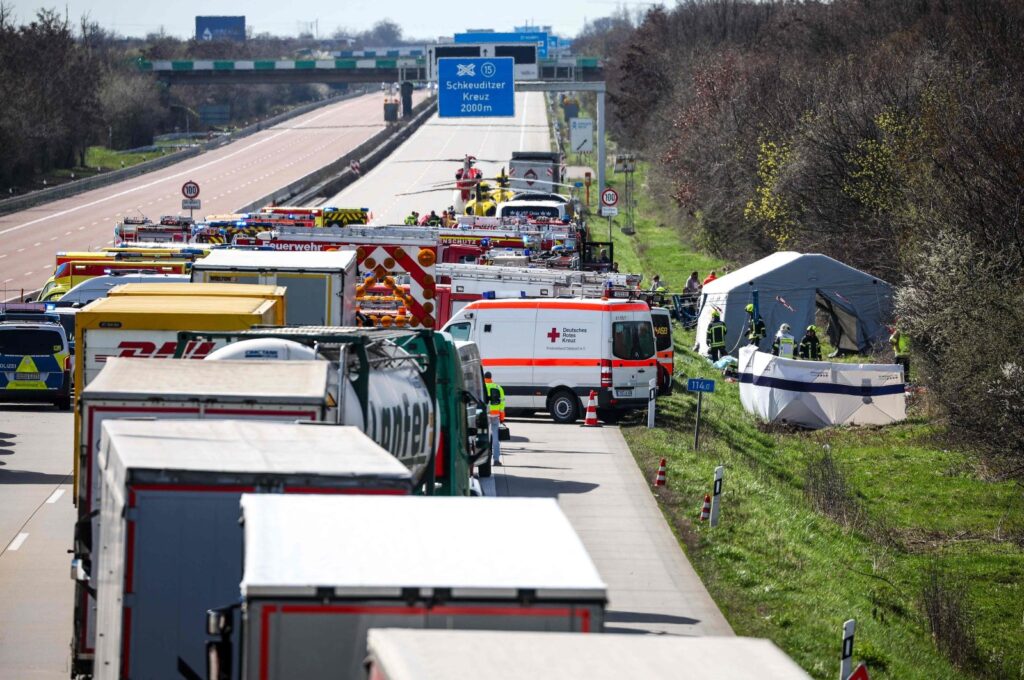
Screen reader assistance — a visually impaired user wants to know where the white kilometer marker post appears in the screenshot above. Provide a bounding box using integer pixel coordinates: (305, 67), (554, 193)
(647, 378), (656, 429)
(8, 533), (29, 551)
(840, 619), (856, 680)
(47, 489), (65, 504)
(709, 465), (724, 528)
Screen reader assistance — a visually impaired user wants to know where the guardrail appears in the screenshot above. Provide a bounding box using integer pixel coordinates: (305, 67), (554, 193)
(0, 89), (366, 217)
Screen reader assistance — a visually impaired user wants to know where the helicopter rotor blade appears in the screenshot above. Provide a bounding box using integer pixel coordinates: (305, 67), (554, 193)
(394, 157), (504, 164)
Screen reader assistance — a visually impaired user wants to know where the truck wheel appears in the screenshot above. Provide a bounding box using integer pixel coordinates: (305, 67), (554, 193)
(548, 389), (580, 424)
(478, 461), (492, 478)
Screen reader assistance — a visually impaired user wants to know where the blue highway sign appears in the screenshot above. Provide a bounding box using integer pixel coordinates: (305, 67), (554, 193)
(456, 31), (549, 58)
(438, 57), (515, 118)
(687, 378), (716, 393)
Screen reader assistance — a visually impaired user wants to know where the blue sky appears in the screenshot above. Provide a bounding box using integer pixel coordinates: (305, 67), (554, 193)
(8, 1), (649, 40)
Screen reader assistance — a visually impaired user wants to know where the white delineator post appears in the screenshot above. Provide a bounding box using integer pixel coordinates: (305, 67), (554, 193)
(709, 465), (724, 527)
(647, 378), (656, 428)
(840, 618), (856, 680)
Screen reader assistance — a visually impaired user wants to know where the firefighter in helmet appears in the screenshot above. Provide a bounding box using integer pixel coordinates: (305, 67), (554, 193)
(706, 309), (727, 362)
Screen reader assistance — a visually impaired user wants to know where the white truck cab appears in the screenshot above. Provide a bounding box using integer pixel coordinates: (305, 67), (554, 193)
(443, 298), (657, 423)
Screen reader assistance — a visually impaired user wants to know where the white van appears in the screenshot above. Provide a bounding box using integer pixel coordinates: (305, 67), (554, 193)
(56, 273), (189, 307)
(443, 298), (657, 423)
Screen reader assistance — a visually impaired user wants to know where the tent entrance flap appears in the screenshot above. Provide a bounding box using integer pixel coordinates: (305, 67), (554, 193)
(815, 290), (861, 352)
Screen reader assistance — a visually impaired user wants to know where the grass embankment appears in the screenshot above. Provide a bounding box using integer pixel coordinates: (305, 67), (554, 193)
(600, 163), (1024, 679)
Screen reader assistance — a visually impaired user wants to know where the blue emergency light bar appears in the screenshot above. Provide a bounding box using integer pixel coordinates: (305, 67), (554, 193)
(481, 291), (528, 300)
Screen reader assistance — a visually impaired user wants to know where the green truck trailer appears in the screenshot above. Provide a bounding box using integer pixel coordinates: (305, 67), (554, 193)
(174, 326), (490, 496)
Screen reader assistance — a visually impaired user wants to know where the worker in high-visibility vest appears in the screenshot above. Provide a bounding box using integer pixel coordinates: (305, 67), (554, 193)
(890, 326), (910, 380)
(484, 372), (505, 466)
(404, 211), (419, 225)
(706, 309), (727, 362)
(771, 323), (795, 358)
(484, 372), (506, 421)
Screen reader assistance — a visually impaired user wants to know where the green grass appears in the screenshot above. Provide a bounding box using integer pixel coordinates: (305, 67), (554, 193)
(84, 146), (157, 171)
(586, 162), (725, 285)
(592, 159), (1024, 678)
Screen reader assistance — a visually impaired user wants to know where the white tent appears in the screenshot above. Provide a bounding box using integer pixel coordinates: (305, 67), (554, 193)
(738, 347), (906, 428)
(695, 252), (893, 356)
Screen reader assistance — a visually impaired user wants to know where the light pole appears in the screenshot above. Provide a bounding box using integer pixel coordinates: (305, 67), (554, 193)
(170, 104), (198, 142)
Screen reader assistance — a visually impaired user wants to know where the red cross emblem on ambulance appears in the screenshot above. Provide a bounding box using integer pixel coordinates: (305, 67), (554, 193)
(547, 328), (561, 343)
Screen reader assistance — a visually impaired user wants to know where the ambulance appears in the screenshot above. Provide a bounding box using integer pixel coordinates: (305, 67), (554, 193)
(443, 298), (658, 423)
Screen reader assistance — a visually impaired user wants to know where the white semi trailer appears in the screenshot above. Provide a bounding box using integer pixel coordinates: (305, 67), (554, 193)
(365, 629), (814, 680)
(73, 357), (335, 675)
(215, 494), (607, 679)
(91, 420), (411, 680)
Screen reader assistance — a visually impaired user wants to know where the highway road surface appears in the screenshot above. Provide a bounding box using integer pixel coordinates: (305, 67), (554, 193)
(327, 91), (551, 224)
(0, 90), (424, 300)
(492, 418), (734, 636)
(0, 406), (75, 678)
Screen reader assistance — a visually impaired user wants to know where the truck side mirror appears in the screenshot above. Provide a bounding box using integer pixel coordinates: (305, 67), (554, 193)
(206, 605), (236, 680)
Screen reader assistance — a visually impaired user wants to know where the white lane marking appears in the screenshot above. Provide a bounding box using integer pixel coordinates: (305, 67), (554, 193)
(33, 242), (41, 247)
(78, 226), (85, 230)
(8, 533), (29, 551)
(0, 254), (6, 259)
(0, 96), (374, 238)
(47, 489), (65, 504)
(23, 271), (33, 276)
(65, 231), (72, 236)
(3, 278), (13, 283)
(16, 248), (24, 252)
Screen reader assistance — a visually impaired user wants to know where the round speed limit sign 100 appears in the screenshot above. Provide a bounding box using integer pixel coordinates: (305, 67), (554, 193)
(181, 180), (200, 199)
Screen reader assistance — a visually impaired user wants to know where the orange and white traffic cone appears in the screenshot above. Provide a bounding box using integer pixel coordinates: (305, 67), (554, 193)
(582, 390), (600, 427)
(699, 493), (712, 521)
(653, 458), (667, 487)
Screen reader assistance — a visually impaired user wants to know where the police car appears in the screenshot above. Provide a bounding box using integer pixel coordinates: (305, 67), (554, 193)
(0, 314), (72, 410)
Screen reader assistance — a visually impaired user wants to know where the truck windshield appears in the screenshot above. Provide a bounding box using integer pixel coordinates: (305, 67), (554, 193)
(612, 321), (655, 360)
(0, 329), (64, 355)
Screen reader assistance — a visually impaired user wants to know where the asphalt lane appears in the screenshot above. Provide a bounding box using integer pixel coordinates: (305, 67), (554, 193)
(492, 418), (734, 637)
(0, 91), (424, 299)
(327, 91), (550, 224)
(0, 407), (74, 678)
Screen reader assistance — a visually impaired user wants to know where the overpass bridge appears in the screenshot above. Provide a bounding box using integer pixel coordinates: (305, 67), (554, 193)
(139, 56), (603, 86)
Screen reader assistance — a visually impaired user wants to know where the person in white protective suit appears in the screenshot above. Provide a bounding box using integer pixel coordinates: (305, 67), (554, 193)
(771, 323), (796, 358)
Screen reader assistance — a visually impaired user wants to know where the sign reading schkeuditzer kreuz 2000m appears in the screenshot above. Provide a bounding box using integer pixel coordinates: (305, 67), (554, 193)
(437, 57), (515, 118)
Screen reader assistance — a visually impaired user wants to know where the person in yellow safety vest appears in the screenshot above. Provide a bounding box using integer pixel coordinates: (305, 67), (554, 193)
(404, 211), (419, 225)
(706, 309), (727, 362)
(745, 303), (766, 347)
(483, 371), (505, 466)
(771, 323), (795, 358)
(484, 371), (506, 422)
(890, 326), (910, 380)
